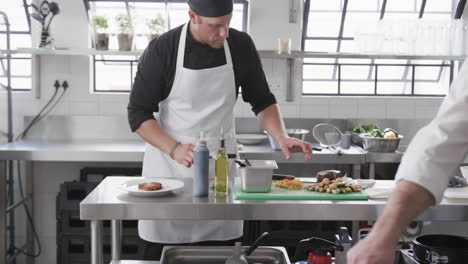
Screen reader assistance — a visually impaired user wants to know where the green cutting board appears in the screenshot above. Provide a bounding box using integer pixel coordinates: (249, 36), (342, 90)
(234, 180), (368, 200)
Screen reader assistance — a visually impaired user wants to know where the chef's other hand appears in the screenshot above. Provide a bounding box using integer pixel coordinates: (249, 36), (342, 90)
(278, 137), (312, 160)
(347, 234), (395, 264)
(174, 143), (194, 168)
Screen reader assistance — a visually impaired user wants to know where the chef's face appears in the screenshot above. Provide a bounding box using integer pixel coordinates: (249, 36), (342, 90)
(189, 10), (232, 49)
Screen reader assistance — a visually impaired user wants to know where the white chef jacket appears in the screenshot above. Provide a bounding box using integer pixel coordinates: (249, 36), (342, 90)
(395, 59), (468, 203)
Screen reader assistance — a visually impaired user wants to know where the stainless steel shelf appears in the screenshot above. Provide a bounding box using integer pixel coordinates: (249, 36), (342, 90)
(1, 48), (466, 60)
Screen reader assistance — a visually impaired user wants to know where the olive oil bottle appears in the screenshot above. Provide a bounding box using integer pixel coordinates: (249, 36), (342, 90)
(215, 128), (229, 196)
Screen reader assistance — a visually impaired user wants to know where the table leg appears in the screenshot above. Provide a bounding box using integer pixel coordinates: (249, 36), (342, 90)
(111, 220), (122, 261)
(91, 220), (103, 264)
(352, 221), (360, 245)
(353, 164), (361, 179)
(0, 160), (6, 264)
(369, 163), (375, 179)
(25, 161), (34, 264)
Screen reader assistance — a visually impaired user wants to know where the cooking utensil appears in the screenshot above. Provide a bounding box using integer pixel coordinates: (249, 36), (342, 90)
(234, 160), (247, 167)
(361, 135), (403, 152)
(225, 232), (270, 264)
(265, 129), (310, 150)
(413, 234), (468, 264)
(245, 232), (270, 256)
(313, 124), (344, 155)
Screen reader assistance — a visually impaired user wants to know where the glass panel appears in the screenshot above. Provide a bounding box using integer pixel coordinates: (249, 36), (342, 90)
(11, 77), (31, 90)
(414, 66), (450, 95)
(303, 58), (336, 63)
(342, 12), (379, 38)
(377, 80), (412, 95)
(303, 65), (336, 80)
(131, 3), (166, 35)
(385, 0), (416, 12)
(337, 58), (372, 64)
(341, 65), (373, 80)
(309, 0), (341, 11)
(2, 0), (29, 32)
(341, 81), (374, 94)
(377, 65), (410, 80)
(0, 34), (32, 50)
(303, 81), (338, 94)
(168, 3), (189, 29)
(95, 61), (132, 91)
(347, 0), (379, 11)
(92, 2), (126, 34)
(307, 12), (342, 37)
(418, 0), (452, 13)
(10, 58), (31, 76)
(339, 40), (359, 53)
(231, 3), (245, 31)
(305, 40), (338, 52)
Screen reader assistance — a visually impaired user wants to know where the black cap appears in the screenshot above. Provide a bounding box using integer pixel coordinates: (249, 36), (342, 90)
(188, 0), (233, 17)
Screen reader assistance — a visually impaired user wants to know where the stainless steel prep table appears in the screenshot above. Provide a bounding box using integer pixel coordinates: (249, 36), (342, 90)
(239, 143), (366, 178)
(80, 177), (468, 264)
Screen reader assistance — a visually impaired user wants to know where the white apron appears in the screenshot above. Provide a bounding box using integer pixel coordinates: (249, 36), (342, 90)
(139, 23), (243, 243)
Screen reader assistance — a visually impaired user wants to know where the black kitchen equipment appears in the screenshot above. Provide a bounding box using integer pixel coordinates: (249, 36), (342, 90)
(234, 160), (247, 167)
(413, 234), (468, 264)
(293, 237), (343, 264)
(225, 232), (269, 264)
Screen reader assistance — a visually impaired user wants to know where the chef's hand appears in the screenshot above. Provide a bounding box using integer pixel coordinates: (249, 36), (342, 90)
(347, 233), (395, 264)
(278, 137), (312, 160)
(173, 143), (194, 168)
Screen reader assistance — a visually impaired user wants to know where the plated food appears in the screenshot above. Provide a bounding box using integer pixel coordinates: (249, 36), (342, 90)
(305, 177), (364, 194)
(316, 170), (343, 182)
(138, 182), (163, 191)
(275, 179), (304, 190)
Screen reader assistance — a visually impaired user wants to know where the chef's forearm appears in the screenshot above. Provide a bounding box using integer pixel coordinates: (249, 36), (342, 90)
(257, 104), (288, 142)
(369, 180), (434, 244)
(135, 119), (177, 155)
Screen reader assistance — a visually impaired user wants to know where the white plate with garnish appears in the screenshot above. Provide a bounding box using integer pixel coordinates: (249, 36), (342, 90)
(119, 178), (184, 197)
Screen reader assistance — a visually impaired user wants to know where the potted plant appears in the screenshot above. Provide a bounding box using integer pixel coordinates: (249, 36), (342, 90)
(92, 16), (109, 50)
(146, 14), (166, 41)
(115, 14), (133, 51)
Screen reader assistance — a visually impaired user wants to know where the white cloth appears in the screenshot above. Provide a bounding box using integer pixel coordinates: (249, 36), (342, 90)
(139, 23), (243, 243)
(395, 59), (468, 203)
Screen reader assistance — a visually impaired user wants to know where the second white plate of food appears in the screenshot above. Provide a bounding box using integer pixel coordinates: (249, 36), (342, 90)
(119, 178), (184, 197)
(236, 134), (268, 145)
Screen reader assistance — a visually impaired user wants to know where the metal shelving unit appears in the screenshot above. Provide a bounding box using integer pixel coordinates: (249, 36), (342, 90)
(1, 48), (466, 61)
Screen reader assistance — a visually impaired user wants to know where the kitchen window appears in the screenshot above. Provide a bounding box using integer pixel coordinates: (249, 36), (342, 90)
(85, 0), (248, 93)
(302, 0), (457, 96)
(0, 0), (32, 91)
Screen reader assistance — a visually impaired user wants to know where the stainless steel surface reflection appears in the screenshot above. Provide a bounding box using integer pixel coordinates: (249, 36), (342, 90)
(160, 246), (290, 264)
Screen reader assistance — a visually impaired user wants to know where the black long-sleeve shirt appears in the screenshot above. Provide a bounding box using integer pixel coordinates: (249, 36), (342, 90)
(127, 23), (276, 132)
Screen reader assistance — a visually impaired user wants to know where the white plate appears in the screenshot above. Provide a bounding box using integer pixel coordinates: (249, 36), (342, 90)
(119, 178), (184, 197)
(236, 134), (268, 145)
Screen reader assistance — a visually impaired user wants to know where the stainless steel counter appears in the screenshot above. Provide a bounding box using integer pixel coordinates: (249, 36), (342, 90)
(0, 139), (145, 162)
(81, 177), (468, 222)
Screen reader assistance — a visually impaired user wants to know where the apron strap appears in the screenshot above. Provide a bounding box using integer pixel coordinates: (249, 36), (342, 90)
(176, 23), (189, 69)
(223, 40), (233, 67)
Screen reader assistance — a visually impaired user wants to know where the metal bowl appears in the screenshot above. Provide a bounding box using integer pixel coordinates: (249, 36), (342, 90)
(265, 129), (309, 150)
(361, 135), (403, 153)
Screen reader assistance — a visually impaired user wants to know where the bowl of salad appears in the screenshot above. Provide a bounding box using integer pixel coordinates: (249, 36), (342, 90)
(354, 125), (403, 152)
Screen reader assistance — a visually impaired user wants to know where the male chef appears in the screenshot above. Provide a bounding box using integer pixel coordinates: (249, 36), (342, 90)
(127, 0), (312, 259)
(348, 60), (468, 264)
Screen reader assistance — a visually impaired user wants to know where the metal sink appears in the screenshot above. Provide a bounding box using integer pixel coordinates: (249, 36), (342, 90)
(160, 246), (291, 264)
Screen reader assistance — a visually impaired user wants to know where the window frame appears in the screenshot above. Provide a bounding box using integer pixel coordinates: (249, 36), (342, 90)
(301, 0), (460, 97)
(84, 0), (249, 93)
(0, 0), (32, 92)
